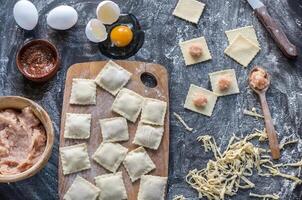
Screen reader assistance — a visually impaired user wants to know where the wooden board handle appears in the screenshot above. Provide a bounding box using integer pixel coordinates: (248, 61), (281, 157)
(255, 6), (298, 59)
(259, 93), (280, 160)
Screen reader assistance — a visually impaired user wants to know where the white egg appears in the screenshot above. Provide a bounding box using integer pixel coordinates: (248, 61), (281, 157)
(96, 1), (120, 25)
(13, 0), (38, 30)
(47, 5), (78, 30)
(85, 19), (108, 43)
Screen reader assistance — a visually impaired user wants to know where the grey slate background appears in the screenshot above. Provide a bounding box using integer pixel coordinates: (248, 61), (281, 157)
(0, 0), (302, 199)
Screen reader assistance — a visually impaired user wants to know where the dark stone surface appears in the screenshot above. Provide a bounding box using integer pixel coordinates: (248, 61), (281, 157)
(0, 0), (302, 199)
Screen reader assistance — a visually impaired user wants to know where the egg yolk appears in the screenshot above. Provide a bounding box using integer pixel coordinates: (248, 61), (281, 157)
(110, 25), (133, 47)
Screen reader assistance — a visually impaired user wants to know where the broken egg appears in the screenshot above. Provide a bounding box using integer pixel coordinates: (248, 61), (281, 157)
(13, 0), (38, 30)
(110, 25), (133, 47)
(96, 1), (120, 25)
(85, 19), (108, 43)
(47, 5), (78, 30)
(98, 14), (145, 59)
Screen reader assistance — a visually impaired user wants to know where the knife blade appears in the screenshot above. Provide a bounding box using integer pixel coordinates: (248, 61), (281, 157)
(247, 0), (297, 59)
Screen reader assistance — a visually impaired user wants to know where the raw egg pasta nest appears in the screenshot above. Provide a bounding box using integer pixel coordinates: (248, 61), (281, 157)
(186, 130), (302, 200)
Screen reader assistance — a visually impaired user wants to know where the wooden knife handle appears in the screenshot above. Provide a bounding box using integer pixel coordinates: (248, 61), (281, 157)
(259, 93), (280, 160)
(255, 6), (297, 59)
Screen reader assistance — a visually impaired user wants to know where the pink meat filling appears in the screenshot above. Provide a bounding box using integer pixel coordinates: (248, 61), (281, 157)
(0, 107), (46, 175)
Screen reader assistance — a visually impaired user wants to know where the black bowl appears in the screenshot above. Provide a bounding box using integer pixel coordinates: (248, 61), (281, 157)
(98, 13), (144, 59)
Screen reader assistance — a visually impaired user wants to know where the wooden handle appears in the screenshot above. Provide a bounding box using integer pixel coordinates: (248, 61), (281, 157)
(259, 93), (280, 159)
(255, 6), (297, 59)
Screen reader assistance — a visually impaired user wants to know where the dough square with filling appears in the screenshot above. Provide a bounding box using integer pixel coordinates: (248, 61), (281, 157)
(111, 88), (144, 122)
(179, 37), (212, 66)
(70, 79), (96, 105)
(137, 175), (167, 200)
(123, 146), (156, 182)
(225, 25), (259, 46)
(94, 172), (127, 200)
(99, 117), (129, 142)
(95, 60), (132, 96)
(133, 122), (164, 150)
(141, 98), (167, 126)
(184, 84), (217, 117)
(209, 69), (240, 96)
(92, 142), (128, 172)
(224, 34), (261, 67)
(173, 0), (205, 24)
(64, 176), (100, 200)
(64, 113), (91, 139)
(60, 143), (91, 175)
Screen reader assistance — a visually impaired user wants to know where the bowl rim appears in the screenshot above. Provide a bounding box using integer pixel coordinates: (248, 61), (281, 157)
(16, 39), (60, 82)
(0, 96), (54, 183)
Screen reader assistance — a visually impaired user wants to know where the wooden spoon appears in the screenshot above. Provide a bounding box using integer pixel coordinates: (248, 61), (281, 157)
(248, 67), (280, 160)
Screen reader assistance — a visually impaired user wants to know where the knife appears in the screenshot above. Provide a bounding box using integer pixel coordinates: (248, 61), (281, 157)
(247, 0), (297, 59)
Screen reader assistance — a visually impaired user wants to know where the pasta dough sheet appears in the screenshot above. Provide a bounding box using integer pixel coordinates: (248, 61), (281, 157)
(225, 26), (259, 46)
(173, 0), (205, 24)
(209, 69), (240, 96)
(179, 37), (212, 66)
(184, 84), (217, 117)
(224, 34), (260, 67)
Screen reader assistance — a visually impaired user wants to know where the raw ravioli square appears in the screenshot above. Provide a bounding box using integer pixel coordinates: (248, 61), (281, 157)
(173, 0), (205, 24)
(60, 143), (91, 175)
(141, 98), (167, 126)
(184, 84), (217, 117)
(64, 176), (100, 200)
(179, 37), (212, 66)
(70, 79), (96, 105)
(94, 172), (127, 200)
(209, 69), (240, 96)
(138, 175), (167, 200)
(224, 34), (260, 67)
(123, 147), (156, 182)
(64, 113), (91, 139)
(225, 26), (259, 46)
(111, 88), (144, 122)
(95, 60), (132, 96)
(99, 117), (129, 142)
(92, 142), (128, 172)
(133, 122), (164, 150)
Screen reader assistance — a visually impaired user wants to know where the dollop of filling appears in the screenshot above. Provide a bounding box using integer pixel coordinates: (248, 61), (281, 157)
(250, 68), (269, 90)
(0, 107), (47, 175)
(193, 93), (208, 107)
(218, 76), (232, 91)
(189, 44), (203, 58)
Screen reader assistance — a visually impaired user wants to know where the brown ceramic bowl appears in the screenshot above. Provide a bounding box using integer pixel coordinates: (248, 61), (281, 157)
(0, 96), (54, 183)
(16, 39), (60, 82)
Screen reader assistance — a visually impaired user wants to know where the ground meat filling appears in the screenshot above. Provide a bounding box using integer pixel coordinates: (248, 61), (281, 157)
(189, 44), (203, 58)
(0, 107), (46, 175)
(218, 76), (232, 91)
(250, 68), (269, 90)
(193, 93), (208, 107)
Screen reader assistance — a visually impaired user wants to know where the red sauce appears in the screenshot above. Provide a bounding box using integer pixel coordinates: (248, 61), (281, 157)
(20, 44), (56, 78)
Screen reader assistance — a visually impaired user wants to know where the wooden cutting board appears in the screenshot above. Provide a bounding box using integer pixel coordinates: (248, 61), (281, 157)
(58, 61), (169, 199)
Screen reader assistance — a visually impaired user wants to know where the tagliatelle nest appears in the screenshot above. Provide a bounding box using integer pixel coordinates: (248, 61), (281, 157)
(186, 129), (302, 200)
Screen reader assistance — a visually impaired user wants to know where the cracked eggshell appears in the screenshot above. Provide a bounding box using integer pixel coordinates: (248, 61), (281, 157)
(85, 19), (108, 43)
(13, 0), (38, 30)
(47, 5), (78, 30)
(96, 1), (120, 25)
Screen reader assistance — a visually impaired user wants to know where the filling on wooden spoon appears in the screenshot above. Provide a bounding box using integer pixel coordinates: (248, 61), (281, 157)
(250, 68), (269, 90)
